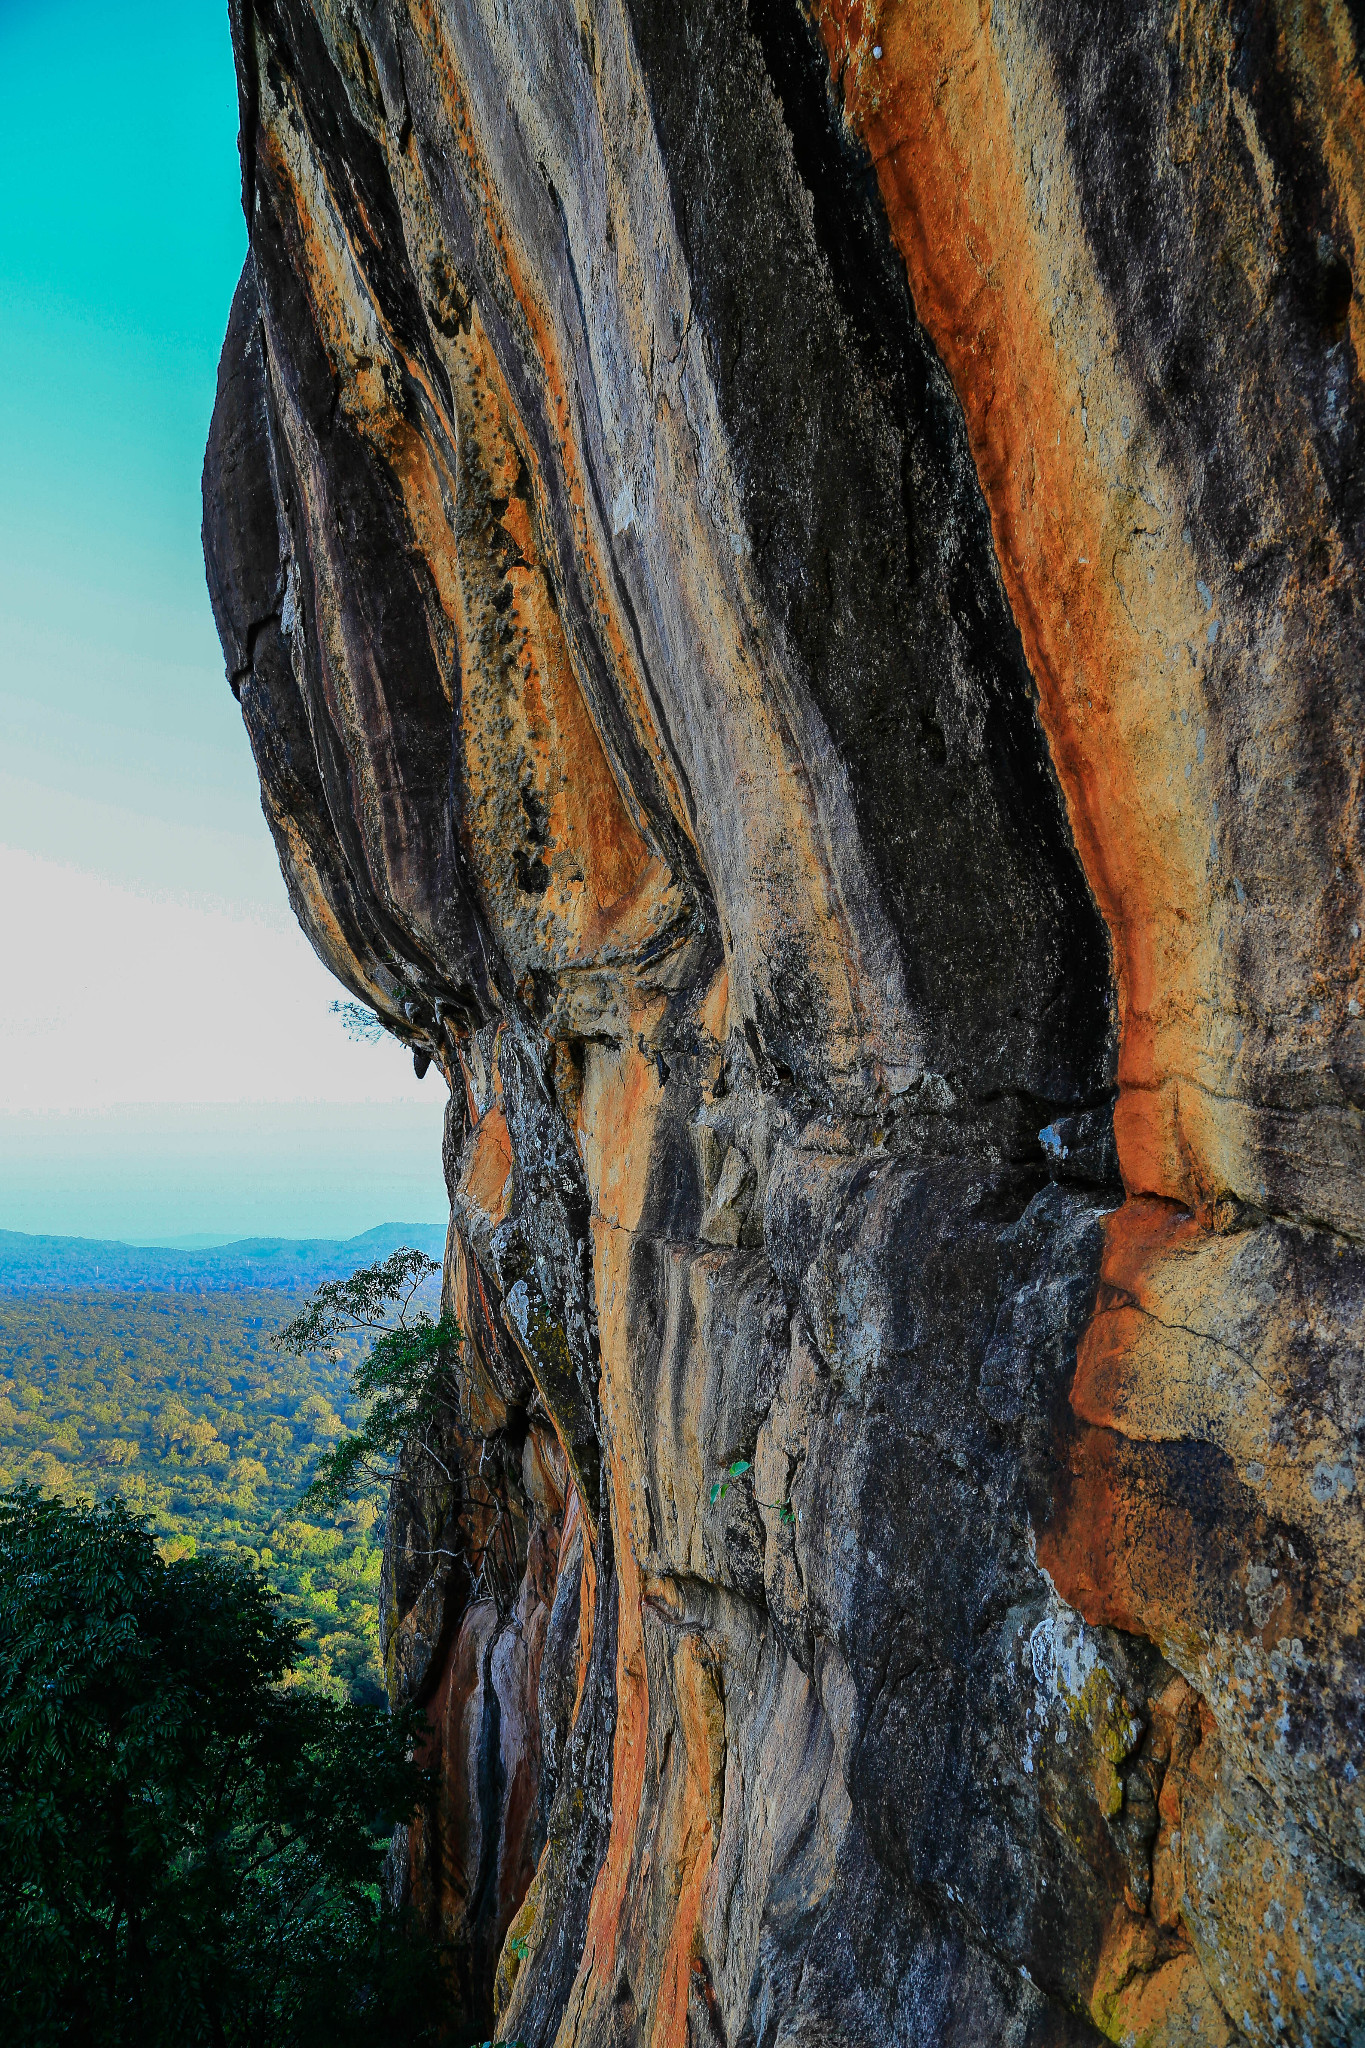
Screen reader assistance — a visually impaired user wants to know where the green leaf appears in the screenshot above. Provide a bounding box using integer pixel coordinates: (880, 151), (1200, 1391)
(728, 1459), (751, 1477)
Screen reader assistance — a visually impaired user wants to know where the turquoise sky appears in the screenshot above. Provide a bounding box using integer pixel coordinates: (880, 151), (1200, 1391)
(0, 0), (448, 1240)
(0, 0), (260, 893)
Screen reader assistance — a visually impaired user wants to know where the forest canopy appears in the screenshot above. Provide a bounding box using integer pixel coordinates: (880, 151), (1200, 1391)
(0, 1287), (394, 1699)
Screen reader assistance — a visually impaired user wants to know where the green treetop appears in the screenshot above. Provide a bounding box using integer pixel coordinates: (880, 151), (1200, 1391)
(276, 1249), (462, 1517)
(0, 1486), (447, 2047)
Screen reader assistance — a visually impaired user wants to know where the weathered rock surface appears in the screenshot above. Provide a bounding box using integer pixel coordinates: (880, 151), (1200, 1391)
(203, 2), (1365, 2040)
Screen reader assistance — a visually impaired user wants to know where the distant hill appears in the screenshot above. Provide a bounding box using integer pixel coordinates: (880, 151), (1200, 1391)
(0, 1222), (448, 1293)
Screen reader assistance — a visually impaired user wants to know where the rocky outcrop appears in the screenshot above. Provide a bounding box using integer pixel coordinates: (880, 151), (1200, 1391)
(203, 2), (1365, 2040)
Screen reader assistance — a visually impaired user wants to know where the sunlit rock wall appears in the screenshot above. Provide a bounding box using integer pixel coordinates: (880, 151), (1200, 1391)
(203, 2), (1365, 2040)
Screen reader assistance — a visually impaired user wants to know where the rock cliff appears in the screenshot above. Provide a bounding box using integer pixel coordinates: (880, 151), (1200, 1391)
(203, 2), (1365, 2040)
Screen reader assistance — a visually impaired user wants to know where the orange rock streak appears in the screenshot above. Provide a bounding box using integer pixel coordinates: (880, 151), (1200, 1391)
(811, 0), (1213, 1207)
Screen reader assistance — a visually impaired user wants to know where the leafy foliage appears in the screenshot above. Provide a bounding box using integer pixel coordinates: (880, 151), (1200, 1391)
(0, 1287), (398, 1699)
(710, 1458), (795, 1523)
(0, 1487), (446, 2048)
(276, 1250), (462, 1517)
(329, 999), (384, 1044)
(709, 1457), (750, 1504)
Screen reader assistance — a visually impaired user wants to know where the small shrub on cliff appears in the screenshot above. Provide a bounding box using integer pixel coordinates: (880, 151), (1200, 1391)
(709, 1456), (751, 1504)
(277, 1249), (461, 1515)
(329, 999), (385, 1043)
(710, 1457), (796, 1523)
(0, 1486), (446, 2047)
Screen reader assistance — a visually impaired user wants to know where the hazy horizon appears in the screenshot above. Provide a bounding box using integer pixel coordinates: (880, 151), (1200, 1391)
(0, 0), (448, 1239)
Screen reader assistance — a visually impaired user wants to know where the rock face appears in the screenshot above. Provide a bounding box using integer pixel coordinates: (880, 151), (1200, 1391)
(202, 2), (1365, 2040)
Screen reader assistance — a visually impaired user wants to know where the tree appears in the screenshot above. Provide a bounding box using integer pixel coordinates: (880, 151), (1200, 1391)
(0, 1486), (447, 2048)
(276, 1250), (462, 1517)
(281, 1250), (522, 1619)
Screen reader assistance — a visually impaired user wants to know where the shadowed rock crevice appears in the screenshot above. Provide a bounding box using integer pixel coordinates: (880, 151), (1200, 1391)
(622, 0), (1116, 1118)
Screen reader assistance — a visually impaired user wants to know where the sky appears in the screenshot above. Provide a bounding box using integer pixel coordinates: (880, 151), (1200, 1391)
(0, 0), (449, 1242)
